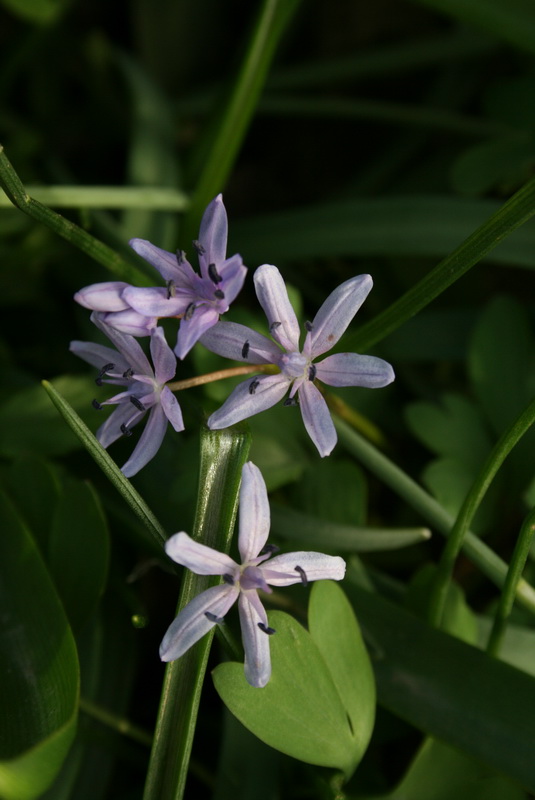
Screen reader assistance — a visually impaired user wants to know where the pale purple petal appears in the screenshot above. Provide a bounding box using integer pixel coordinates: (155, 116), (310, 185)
(164, 532), (238, 576)
(160, 583), (239, 662)
(160, 386), (184, 432)
(219, 258), (247, 305)
(121, 404), (168, 477)
(200, 321), (281, 364)
(91, 313), (153, 375)
(207, 374), (290, 430)
(298, 380), (337, 457)
(175, 305), (221, 360)
(238, 592), (271, 688)
(150, 327), (177, 384)
(100, 309), (157, 337)
(96, 404), (144, 448)
(262, 552), (346, 586)
(198, 194), (228, 272)
(74, 282), (131, 312)
(122, 285), (192, 318)
(254, 265), (300, 352)
(69, 340), (130, 375)
(238, 462), (271, 563)
(129, 238), (195, 285)
(315, 353), (395, 388)
(309, 274), (373, 357)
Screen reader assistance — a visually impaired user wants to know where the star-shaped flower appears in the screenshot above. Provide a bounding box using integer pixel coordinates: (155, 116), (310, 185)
(160, 461), (346, 688)
(70, 313), (184, 476)
(200, 264), (395, 456)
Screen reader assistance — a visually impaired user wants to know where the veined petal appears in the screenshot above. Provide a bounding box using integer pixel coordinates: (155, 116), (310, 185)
(298, 380), (337, 457)
(175, 305), (220, 360)
(219, 258), (247, 305)
(74, 281), (131, 312)
(262, 552), (346, 585)
(122, 286), (192, 318)
(100, 309), (156, 338)
(120, 404), (168, 477)
(69, 340), (129, 375)
(160, 386), (184, 432)
(96, 403), (144, 449)
(160, 583), (239, 662)
(164, 531), (238, 575)
(254, 265), (300, 352)
(310, 274), (373, 357)
(200, 321), (281, 364)
(150, 327), (177, 384)
(238, 462), (271, 562)
(91, 313), (153, 375)
(207, 374), (289, 430)
(238, 592), (271, 688)
(129, 238), (195, 285)
(315, 353), (395, 387)
(198, 194), (228, 274)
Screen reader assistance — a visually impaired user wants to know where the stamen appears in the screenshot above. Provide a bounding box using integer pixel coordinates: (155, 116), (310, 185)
(184, 302), (196, 321)
(294, 565), (308, 586)
(95, 362), (115, 386)
(249, 378), (260, 395)
(205, 612), (225, 624)
(130, 396), (146, 412)
(242, 340), (250, 359)
(214, 289), (225, 300)
(270, 321), (281, 332)
(167, 280), (176, 299)
(208, 263), (223, 283)
(92, 399), (103, 410)
(192, 240), (205, 256)
(258, 622), (276, 635)
(305, 320), (313, 332)
(120, 423), (133, 437)
(176, 249), (186, 264)
(283, 396), (299, 406)
(308, 364), (317, 381)
(223, 574), (235, 585)
(260, 544), (280, 556)
(123, 367), (134, 379)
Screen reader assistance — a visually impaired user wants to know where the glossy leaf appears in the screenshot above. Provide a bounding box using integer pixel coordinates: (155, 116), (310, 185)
(0, 491), (79, 799)
(6, 455), (62, 552)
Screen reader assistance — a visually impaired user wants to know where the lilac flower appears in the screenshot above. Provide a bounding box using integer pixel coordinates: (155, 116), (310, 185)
(200, 265), (395, 457)
(160, 461), (345, 687)
(70, 313), (184, 477)
(74, 282), (157, 337)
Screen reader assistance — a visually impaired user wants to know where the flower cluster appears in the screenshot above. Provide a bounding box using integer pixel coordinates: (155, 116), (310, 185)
(71, 194), (394, 473)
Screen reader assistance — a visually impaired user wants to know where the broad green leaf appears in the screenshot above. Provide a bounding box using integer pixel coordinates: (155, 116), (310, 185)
(0, 491), (79, 799)
(270, 503), (431, 551)
(6, 456), (62, 552)
(405, 565), (478, 645)
(346, 584), (535, 790)
(451, 135), (535, 197)
(478, 617), (535, 678)
(308, 581), (375, 762)
(49, 480), (110, 632)
(213, 610), (357, 778)
(289, 459), (368, 525)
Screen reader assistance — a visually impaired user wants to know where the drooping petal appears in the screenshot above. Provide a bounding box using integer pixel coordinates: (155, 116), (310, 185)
(122, 286), (192, 318)
(164, 531), (238, 576)
(175, 305), (220, 360)
(129, 238), (196, 285)
(198, 194), (228, 275)
(91, 313), (153, 375)
(69, 340), (130, 375)
(315, 353), (395, 387)
(298, 380), (337, 457)
(309, 274), (373, 357)
(96, 403), (144, 449)
(200, 321), (281, 364)
(74, 282), (131, 312)
(207, 374), (290, 430)
(238, 592), (272, 688)
(159, 583), (239, 662)
(160, 386), (184, 432)
(120, 404), (168, 477)
(262, 551), (346, 586)
(150, 327), (177, 384)
(100, 309), (157, 338)
(238, 462), (271, 563)
(254, 265), (300, 352)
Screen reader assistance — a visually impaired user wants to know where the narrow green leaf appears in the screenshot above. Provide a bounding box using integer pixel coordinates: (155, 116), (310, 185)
(0, 185), (189, 210)
(42, 380), (167, 550)
(143, 425), (250, 800)
(270, 503), (431, 551)
(0, 491), (79, 799)
(346, 584), (535, 791)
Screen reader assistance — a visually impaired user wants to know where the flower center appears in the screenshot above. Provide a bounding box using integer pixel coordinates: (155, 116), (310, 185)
(279, 352), (308, 379)
(240, 565), (271, 593)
